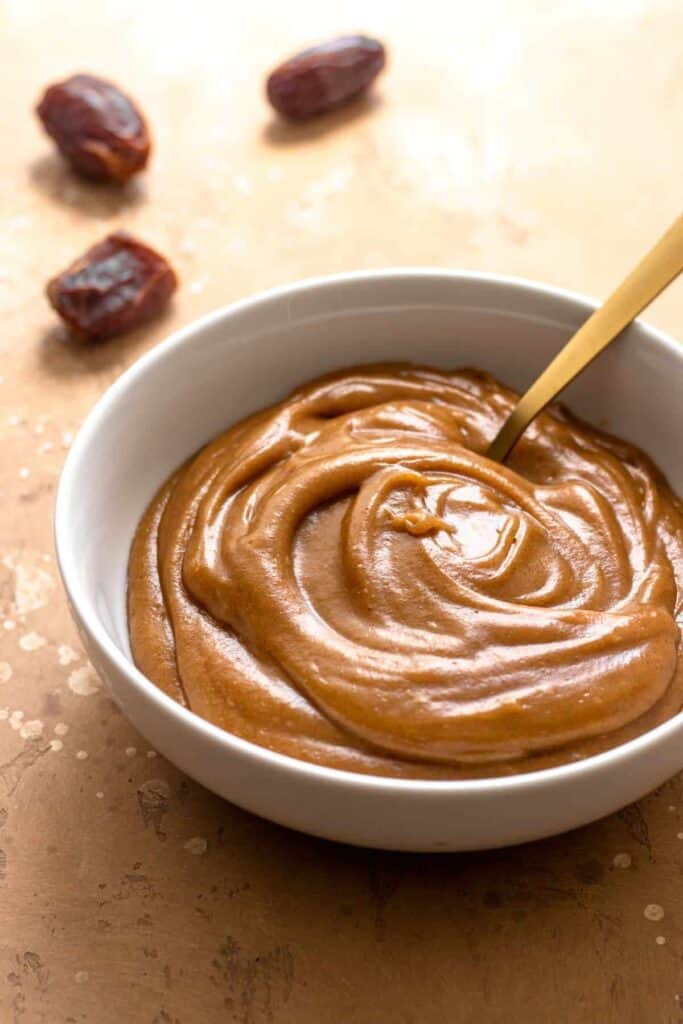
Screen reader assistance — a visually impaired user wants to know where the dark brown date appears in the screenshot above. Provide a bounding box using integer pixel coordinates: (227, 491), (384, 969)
(36, 73), (150, 183)
(46, 231), (177, 342)
(266, 35), (386, 121)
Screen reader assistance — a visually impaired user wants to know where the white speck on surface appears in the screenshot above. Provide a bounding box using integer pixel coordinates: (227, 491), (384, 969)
(677, 832), (683, 840)
(58, 644), (79, 666)
(645, 904), (665, 922)
(668, 805), (676, 813)
(146, 750), (157, 759)
(18, 467), (29, 480)
(184, 837), (208, 856)
(3, 619), (15, 631)
(61, 431), (74, 449)
(232, 174), (252, 195)
(9, 710), (24, 731)
(34, 418), (47, 436)
(178, 237), (196, 256)
(16, 567), (53, 614)
(286, 164), (354, 231)
(613, 853), (631, 869)
(10, 562), (55, 615)
(19, 631), (46, 652)
(0, 662), (12, 683)
(39, 441), (54, 454)
(76, 750), (88, 760)
(125, 746), (137, 758)
(20, 719), (43, 740)
(9, 414), (21, 426)
(189, 279), (205, 295)
(96, 791), (104, 799)
(0, 708), (8, 720)
(49, 739), (63, 752)
(74, 971), (89, 983)
(54, 722), (69, 736)
(68, 665), (100, 696)
(656, 935), (667, 945)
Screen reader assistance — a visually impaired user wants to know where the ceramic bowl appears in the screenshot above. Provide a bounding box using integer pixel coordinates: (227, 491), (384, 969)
(55, 270), (683, 851)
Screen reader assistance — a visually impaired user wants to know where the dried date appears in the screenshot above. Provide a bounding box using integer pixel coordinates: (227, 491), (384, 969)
(266, 35), (386, 121)
(36, 73), (150, 183)
(47, 232), (177, 341)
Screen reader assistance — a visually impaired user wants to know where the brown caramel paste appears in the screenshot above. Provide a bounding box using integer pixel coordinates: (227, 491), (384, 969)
(128, 366), (683, 778)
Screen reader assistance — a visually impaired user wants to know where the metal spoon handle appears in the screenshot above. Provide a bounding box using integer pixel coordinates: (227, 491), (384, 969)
(487, 213), (683, 463)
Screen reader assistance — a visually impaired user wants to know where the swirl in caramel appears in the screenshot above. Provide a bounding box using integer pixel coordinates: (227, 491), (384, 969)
(128, 366), (683, 778)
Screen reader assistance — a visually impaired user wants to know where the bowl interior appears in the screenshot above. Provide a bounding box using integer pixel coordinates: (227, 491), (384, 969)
(58, 271), (683, 671)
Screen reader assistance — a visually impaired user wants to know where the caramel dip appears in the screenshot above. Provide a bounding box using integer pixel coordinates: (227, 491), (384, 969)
(128, 366), (683, 779)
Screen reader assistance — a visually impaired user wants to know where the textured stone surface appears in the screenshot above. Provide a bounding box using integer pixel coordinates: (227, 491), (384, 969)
(1, 2), (682, 1021)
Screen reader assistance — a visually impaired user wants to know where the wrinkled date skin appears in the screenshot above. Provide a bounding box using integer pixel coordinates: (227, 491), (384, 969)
(47, 231), (177, 342)
(266, 35), (386, 121)
(36, 73), (150, 183)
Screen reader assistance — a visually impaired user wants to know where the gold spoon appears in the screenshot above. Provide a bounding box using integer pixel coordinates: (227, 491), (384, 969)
(487, 213), (683, 463)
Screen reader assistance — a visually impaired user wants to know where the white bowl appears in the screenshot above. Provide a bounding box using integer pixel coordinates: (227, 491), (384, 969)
(55, 270), (683, 851)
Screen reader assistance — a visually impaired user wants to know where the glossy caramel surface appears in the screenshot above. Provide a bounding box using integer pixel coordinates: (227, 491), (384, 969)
(128, 366), (683, 778)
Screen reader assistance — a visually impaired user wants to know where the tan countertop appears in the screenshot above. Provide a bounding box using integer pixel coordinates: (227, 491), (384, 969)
(1, 2), (683, 1021)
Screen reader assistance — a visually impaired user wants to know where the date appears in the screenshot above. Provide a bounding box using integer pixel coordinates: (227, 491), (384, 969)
(266, 35), (386, 121)
(36, 73), (150, 183)
(47, 231), (177, 341)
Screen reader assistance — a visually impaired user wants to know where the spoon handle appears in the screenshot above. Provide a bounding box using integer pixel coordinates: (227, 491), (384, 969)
(487, 213), (683, 463)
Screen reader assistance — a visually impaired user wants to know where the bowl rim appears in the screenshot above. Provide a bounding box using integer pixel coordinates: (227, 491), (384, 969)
(55, 266), (683, 795)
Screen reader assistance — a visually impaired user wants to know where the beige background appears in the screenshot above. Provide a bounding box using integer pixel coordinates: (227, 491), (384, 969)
(1, 1), (683, 1021)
